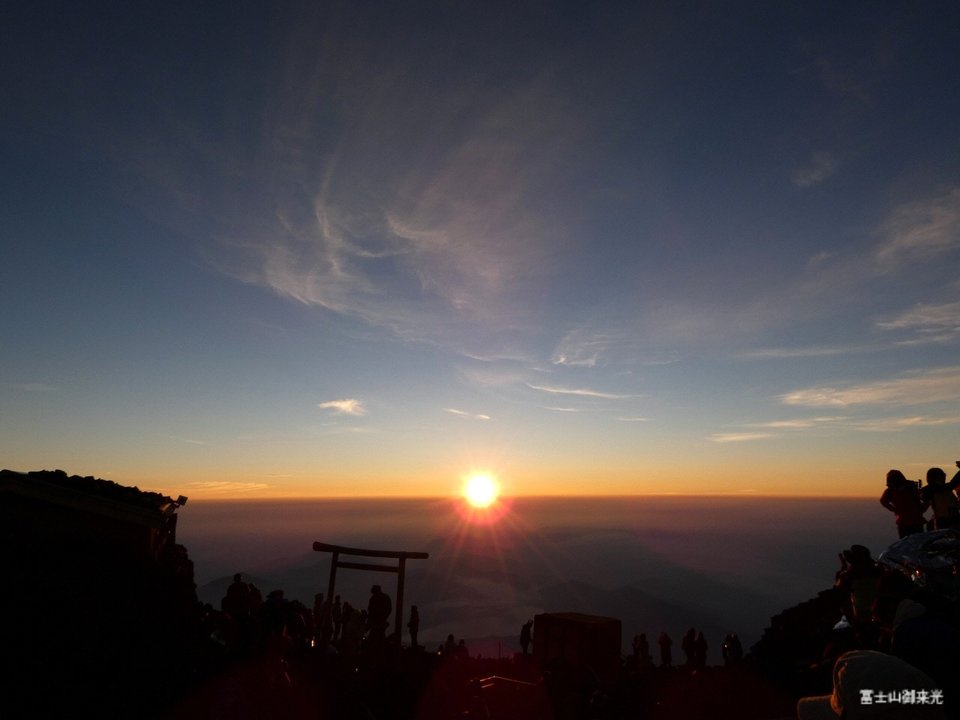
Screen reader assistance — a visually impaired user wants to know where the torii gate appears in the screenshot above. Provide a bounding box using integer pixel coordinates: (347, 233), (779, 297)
(313, 541), (429, 640)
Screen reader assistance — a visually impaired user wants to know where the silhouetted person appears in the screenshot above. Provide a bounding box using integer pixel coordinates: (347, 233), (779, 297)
(408, 604), (420, 648)
(222, 573), (257, 655)
(223, 573), (254, 620)
(632, 633), (652, 668)
(341, 603), (362, 657)
(880, 469), (928, 538)
(884, 598), (960, 716)
(681, 627), (696, 667)
(456, 638), (468, 659)
(658, 632), (672, 667)
(520, 620), (533, 656)
(331, 594), (342, 641)
(920, 464), (960, 530)
(444, 633), (456, 658)
(367, 584), (392, 637)
(639, 633), (651, 666)
(312, 592), (333, 646)
(261, 589), (287, 637)
(835, 545), (883, 642)
(722, 633), (743, 665)
(693, 631), (708, 669)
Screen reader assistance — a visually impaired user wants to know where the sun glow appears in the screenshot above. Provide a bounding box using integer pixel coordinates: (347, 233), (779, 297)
(463, 473), (500, 508)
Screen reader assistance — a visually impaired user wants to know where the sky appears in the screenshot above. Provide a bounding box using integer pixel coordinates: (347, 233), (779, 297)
(2, 1), (959, 499)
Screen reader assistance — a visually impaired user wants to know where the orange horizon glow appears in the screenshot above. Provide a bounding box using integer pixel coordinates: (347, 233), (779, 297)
(163, 490), (884, 502)
(74, 459), (903, 502)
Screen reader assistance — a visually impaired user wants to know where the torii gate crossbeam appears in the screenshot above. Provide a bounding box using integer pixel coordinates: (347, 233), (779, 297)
(313, 541), (429, 641)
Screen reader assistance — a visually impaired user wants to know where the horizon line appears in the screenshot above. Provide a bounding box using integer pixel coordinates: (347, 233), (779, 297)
(176, 492), (880, 502)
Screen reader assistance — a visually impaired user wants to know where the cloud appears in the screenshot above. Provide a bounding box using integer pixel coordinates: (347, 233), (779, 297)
(456, 362), (532, 388)
(552, 352), (599, 368)
(748, 416), (847, 429)
(181, 481), (272, 494)
(876, 301), (960, 344)
(792, 151), (837, 188)
(806, 250), (836, 268)
(710, 417), (845, 443)
(194, 40), (587, 356)
(318, 398), (366, 416)
(551, 329), (610, 367)
(719, 189), (960, 346)
(525, 383), (636, 400)
(551, 328), (682, 368)
(738, 345), (872, 360)
(708, 432), (775, 443)
(543, 406), (581, 413)
(781, 367), (960, 407)
(875, 187), (960, 268)
(9, 382), (57, 392)
(617, 417), (649, 422)
(852, 415), (960, 432)
(444, 408), (491, 421)
(302, 423), (374, 436)
(815, 57), (873, 108)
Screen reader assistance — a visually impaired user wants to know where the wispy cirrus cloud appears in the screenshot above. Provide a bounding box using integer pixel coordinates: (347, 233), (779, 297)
(792, 150), (837, 188)
(526, 383), (637, 400)
(195, 41), (586, 356)
(876, 301), (960, 345)
(9, 382), (57, 392)
(852, 415), (960, 432)
(551, 327), (681, 368)
(181, 480), (273, 494)
(738, 345), (873, 360)
(708, 432), (775, 443)
(443, 408), (491, 421)
(725, 188), (960, 349)
(708, 416), (845, 443)
(551, 328), (613, 367)
(781, 367), (960, 407)
(875, 187), (960, 268)
(747, 416), (847, 429)
(318, 398), (366, 416)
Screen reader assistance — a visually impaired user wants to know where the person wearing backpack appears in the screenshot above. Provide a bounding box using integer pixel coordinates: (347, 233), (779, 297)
(880, 470), (928, 538)
(920, 463), (960, 530)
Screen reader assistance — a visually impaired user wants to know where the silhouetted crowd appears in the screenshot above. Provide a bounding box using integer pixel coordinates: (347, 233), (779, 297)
(212, 575), (415, 669)
(782, 463), (960, 719)
(20, 467), (960, 718)
(626, 628), (742, 672)
(880, 462), (960, 538)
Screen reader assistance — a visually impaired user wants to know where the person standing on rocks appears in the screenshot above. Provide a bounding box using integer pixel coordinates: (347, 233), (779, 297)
(880, 470), (928, 538)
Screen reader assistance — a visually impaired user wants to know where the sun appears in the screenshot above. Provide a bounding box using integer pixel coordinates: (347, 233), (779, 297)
(463, 473), (500, 509)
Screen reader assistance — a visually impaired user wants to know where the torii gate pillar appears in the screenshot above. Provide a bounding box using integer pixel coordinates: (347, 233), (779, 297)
(312, 541), (429, 641)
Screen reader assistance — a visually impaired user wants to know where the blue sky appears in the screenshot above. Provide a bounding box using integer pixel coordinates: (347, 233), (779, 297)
(2, 2), (959, 497)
